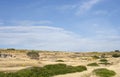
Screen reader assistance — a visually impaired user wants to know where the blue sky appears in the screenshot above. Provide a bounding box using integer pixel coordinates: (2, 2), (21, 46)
(0, 0), (120, 51)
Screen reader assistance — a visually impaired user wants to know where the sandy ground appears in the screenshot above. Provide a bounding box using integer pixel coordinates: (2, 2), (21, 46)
(0, 66), (31, 72)
(109, 63), (120, 77)
(0, 58), (41, 72)
(0, 57), (119, 77)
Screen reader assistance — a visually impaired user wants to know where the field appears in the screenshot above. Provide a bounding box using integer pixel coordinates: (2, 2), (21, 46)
(0, 49), (120, 77)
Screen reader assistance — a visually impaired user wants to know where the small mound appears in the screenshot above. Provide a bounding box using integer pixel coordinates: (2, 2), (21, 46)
(93, 68), (116, 77)
(0, 63), (87, 77)
(87, 62), (99, 66)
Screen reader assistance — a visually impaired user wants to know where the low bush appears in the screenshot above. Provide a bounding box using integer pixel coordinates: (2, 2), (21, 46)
(74, 65), (87, 72)
(92, 55), (99, 59)
(99, 62), (111, 65)
(112, 54), (120, 58)
(0, 64), (87, 77)
(27, 51), (39, 60)
(99, 59), (111, 65)
(7, 48), (15, 50)
(43, 64), (87, 75)
(114, 50), (120, 52)
(56, 60), (64, 62)
(93, 68), (116, 77)
(100, 59), (108, 63)
(87, 62), (99, 66)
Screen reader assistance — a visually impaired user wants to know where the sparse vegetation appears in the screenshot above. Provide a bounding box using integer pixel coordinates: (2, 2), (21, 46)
(112, 54), (120, 58)
(27, 51), (39, 60)
(99, 59), (111, 65)
(0, 64), (87, 77)
(93, 68), (116, 77)
(92, 55), (99, 59)
(87, 62), (99, 66)
(56, 60), (64, 62)
(114, 50), (120, 52)
(0, 49), (119, 77)
(100, 59), (108, 63)
(7, 48), (15, 50)
(101, 54), (106, 58)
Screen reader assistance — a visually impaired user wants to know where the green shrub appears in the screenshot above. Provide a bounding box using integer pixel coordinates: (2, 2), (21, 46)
(99, 59), (111, 65)
(43, 64), (87, 75)
(112, 54), (120, 58)
(93, 68), (116, 77)
(74, 66), (87, 72)
(99, 62), (111, 65)
(87, 62), (99, 66)
(92, 55), (99, 59)
(0, 64), (87, 77)
(100, 59), (108, 63)
(101, 54), (106, 58)
(114, 50), (120, 52)
(7, 48), (15, 50)
(27, 51), (39, 60)
(56, 60), (64, 62)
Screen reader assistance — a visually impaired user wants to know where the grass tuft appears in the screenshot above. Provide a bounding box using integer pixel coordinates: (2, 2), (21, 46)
(87, 62), (99, 66)
(93, 68), (116, 77)
(55, 60), (64, 62)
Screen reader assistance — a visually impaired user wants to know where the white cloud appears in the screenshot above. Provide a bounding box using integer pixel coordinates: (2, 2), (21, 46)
(0, 26), (81, 51)
(76, 0), (101, 15)
(10, 20), (52, 26)
(0, 25), (119, 51)
(57, 0), (102, 16)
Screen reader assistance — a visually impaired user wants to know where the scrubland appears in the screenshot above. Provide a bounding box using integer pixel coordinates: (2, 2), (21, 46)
(0, 49), (120, 77)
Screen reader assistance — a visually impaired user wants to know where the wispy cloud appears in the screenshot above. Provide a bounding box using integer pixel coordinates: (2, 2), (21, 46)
(8, 20), (52, 26)
(0, 25), (119, 51)
(57, 0), (102, 16)
(76, 0), (101, 15)
(0, 26), (81, 51)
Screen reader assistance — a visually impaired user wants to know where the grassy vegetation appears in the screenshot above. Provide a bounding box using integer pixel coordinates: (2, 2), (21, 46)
(92, 55), (99, 59)
(112, 54), (120, 58)
(99, 59), (111, 65)
(87, 62), (99, 66)
(55, 60), (64, 62)
(0, 64), (87, 77)
(99, 62), (111, 65)
(100, 59), (108, 63)
(27, 51), (39, 60)
(93, 68), (116, 77)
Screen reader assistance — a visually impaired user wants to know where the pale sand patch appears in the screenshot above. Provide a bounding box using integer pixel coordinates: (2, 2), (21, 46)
(108, 63), (120, 77)
(0, 66), (31, 72)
